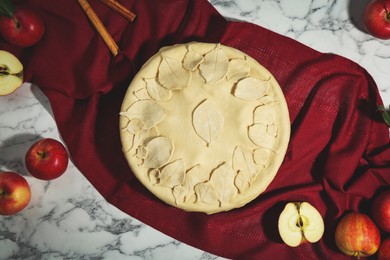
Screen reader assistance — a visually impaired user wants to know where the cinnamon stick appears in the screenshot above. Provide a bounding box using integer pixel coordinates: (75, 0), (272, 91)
(98, 0), (136, 22)
(78, 0), (119, 56)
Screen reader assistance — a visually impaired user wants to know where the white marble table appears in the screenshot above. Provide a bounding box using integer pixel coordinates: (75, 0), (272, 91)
(1, 0), (389, 259)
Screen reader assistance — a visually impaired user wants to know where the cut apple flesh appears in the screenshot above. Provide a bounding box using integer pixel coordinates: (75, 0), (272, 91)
(278, 202), (324, 247)
(299, 202), (324, 243)
(0, 50), (23, 95)
(279, 203), (304, 247)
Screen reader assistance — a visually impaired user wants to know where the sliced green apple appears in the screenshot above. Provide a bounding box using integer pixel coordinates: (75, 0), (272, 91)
(0, 50), (23, 95)
(278, 202), (324, 247)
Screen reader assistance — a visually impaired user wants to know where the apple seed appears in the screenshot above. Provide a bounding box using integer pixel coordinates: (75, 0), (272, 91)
(294, 202), (304, 226)
(0, 65), (10, 75)
(0, 64), (22, 78)
(294, 202), (307, 242)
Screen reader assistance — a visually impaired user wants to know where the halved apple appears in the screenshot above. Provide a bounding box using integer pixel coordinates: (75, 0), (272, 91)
(0, 50), (23, 95)
(278, 202), (324, 247)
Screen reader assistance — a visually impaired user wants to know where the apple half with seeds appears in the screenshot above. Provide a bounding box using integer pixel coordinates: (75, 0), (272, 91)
(0, 50), (23, 95)
(278, 202), (324, 247)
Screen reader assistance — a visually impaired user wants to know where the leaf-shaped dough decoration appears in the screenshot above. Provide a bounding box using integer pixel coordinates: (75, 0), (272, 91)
(184, 165), (209, 193)
(258, 95), (276, 105)
(135, 145), (148, 160)
(195, 182), (219, 205)
(226, 57), (250, 83)
(183, 46), (204, 71)
(133, 88), (150, 100)
(172, 165), (209, 205)
(267, 123), (278, 137)
(143, 136), (173, 168)
(121, 132), (134, 154)
(122, 118), (145, 135)
(120, 100), (166, 129)
(158, 54), (191, 90)
(210, 163), (238, 206)
(248, 124), (276, 149)
(159, 159), (186, 188)
(149, 169), (161, 185)
(235, 170), (251, 193)
(233, 77), (269, 100)
(133, 127), (159, 151)
(253, 105), (276, 125)
(192, 99), (224, 146)
(173, 185), (187, 205)
(199, 44), (229, 84)
(232, 146), (258, 180)
(253, 148), (274, 168)
(144, 78), (172, 101)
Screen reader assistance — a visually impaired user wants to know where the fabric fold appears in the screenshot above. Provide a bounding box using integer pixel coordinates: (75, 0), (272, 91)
(1, 0), (389, 258)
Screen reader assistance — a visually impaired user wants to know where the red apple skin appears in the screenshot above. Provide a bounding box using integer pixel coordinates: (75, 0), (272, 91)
(372, 190), (390, 232)
(363, 0), (390, 40)
(0, 5), (45, 47)
(335, 212), (381, 258)
(0, 171), (31, 215)
(378, 237), (390, 260)
(25, 138), (69, 180)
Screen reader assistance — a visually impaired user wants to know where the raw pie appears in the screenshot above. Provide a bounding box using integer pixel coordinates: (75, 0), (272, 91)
(119, 42), (290, 214)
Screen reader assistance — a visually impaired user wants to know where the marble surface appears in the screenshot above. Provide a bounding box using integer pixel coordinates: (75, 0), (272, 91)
(1, 0), (389, 259)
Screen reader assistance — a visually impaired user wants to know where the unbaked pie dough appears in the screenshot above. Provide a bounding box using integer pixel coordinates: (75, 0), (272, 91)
(119, 42), (290, 214)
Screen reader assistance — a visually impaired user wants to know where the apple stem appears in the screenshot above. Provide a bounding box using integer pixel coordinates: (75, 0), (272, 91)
(0, 187), (8, 197)
(353, 252), (361, 259)
(37, 151), (48, 159)
(296, 217), (303, 228)
(385, 4), (390, 21)
(12, 17), (21, 29)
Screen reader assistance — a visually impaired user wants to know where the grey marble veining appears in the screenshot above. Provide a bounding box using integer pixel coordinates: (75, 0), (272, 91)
(212, 0), (390, 107)
(0, 84), (223, 259)
(1, 1), (389, 260)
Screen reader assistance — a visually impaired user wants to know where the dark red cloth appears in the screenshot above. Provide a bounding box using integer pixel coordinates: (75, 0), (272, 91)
(2, 0), (390, 258)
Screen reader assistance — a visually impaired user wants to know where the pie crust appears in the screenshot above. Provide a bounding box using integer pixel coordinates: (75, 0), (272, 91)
(120, 42), (290, 214)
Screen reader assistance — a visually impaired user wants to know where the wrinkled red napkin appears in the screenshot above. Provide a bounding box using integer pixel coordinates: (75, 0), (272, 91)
(2, 0), (390, 258)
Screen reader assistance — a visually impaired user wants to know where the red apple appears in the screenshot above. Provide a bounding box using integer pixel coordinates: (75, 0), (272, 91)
(378, 237), (390, 260)
(0, 3), (45, 47)
(372, 190), (390, 232)
(0, 171), (31, 215)
(363, 0), (390, 40)
(25, 138), (69, 180)
(335, 212), (381, 258)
